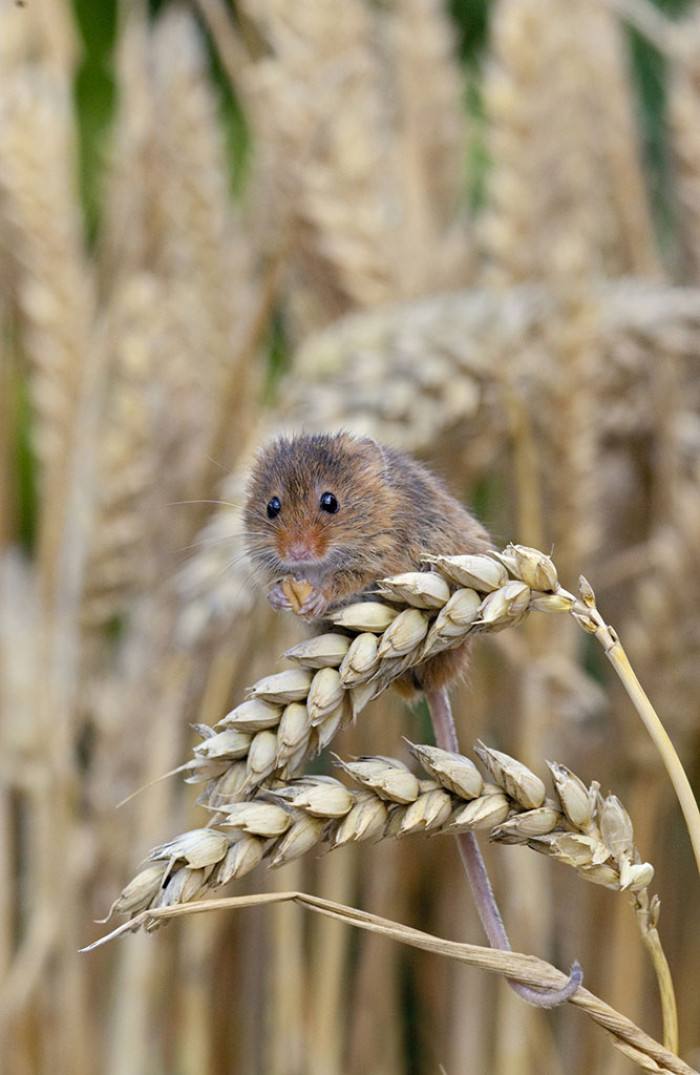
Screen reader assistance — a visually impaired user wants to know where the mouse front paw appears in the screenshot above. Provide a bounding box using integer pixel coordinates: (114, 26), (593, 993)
(267, 582), (293, 612)
(298, 586), (332, 620)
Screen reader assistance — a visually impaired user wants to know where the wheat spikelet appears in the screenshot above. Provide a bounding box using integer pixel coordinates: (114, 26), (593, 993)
(484, 0), (608, 574)
(237, 0), (472, 331)
(167, 548), (578, 833)
(0, 0), (78, 76)
(149, 6), (260, 491)
(539, 288), (602, 575)
(480, 0), (547, 283)
(582, 3), (659, 276)
(291, 281), (700, 443)
(92, 5), (256, 576)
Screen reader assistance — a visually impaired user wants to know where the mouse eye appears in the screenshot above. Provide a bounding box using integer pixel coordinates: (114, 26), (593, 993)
(266, 496), (281, 519)
(319, 491), (339, 514)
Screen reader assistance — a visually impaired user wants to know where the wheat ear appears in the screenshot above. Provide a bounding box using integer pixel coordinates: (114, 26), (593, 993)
(92, 729), (685, 1067)
(173, 545), (700, 873)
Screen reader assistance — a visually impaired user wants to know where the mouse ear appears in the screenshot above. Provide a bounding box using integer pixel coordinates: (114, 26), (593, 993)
(332, 429), (382, 463)
(339, 429), (381, 455)
(355, 435), (390, 479)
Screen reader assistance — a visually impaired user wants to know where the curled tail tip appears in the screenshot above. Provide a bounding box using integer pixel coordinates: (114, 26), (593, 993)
(510, 960), (583, 1009)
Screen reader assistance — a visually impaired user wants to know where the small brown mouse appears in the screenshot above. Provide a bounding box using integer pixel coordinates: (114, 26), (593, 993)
(244, 432), (491, 692)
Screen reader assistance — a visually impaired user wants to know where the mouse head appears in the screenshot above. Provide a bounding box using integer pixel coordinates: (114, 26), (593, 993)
(244, 432), (391, 580)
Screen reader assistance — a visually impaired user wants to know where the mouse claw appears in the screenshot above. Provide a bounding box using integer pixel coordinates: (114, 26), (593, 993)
(298, 587), (331, 620)
(267, 583), (293, 612)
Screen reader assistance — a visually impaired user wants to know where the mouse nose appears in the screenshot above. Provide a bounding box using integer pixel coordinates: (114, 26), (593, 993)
(285, 540), (314, 562)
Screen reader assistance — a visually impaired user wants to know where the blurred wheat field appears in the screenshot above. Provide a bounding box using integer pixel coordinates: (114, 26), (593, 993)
(0, 0), (699, 1073)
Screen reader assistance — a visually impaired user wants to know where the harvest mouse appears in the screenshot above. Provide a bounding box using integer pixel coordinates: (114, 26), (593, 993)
(244, 431), (491, 692)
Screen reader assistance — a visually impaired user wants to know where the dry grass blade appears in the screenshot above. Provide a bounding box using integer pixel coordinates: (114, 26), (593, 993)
(82, 891), (697, 1075)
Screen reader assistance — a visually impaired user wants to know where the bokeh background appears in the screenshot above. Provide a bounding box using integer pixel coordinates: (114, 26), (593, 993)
(1, 0), (699, 1072)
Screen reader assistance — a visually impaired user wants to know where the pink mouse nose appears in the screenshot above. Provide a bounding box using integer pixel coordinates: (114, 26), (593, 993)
(286, 540), (314, 562)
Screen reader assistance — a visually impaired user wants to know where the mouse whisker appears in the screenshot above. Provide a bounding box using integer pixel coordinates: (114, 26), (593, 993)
(165, 498), (245, 511)
(178, 530), (255, 554)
